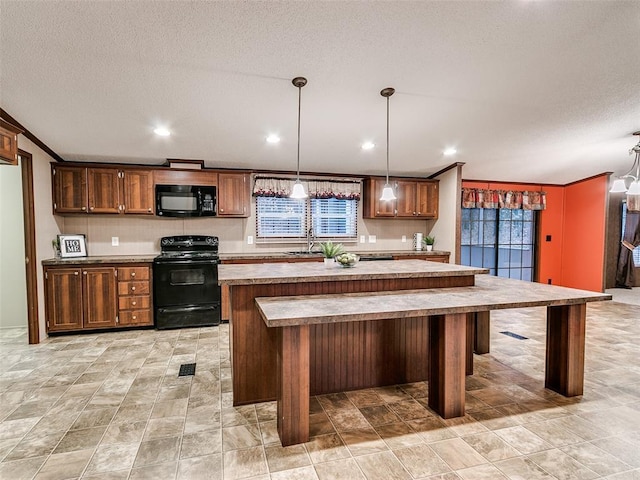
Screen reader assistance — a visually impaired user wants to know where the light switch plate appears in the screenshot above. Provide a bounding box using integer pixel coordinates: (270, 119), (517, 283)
(401, 235), (407, 242)
(369, 235), (377, 243)
(111, 237), (119, 246)
(247, 236), (254, 245)
(359, 235), (366, 243)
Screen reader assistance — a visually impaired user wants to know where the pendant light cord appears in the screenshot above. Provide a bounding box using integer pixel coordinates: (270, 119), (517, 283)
(386, 94), (390, 184)
(296, 84), (302, 181)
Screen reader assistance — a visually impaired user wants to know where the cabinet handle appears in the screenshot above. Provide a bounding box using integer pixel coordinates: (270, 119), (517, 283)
(413, 212), (416, 215)
(74, 271), (79, 276)
(131, 286), (136, 291)
(132, 315), (137, 320)
(376, 211), (380, 214)
(89, 206), (95, 211)
(83, 271), (87, 275)
(220, 208), (224, 213)
(132, 301), (137, 306)
(417, 212), (421, 215)
(148, 208), (152, 212)
(81, 206), (86, 211)
(131, 272), (136, 277)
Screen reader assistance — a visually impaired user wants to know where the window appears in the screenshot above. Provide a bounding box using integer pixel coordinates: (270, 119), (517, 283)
(311, 198), (358, 238)
(460, 208), (537, 280)
(256, 196), (358, 242)
(621, 202), (640, 267)
(256, 197), (308, 239)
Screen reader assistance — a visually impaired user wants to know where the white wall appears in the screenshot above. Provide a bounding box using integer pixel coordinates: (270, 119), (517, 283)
(0, 158), (27, 329)
(429, 165), (462, 264)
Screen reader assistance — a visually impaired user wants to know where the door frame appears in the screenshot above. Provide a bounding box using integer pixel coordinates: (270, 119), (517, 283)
(19, 149), (39, 344)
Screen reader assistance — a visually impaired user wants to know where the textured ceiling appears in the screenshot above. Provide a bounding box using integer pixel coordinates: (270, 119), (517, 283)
(1, 1), (639, 184)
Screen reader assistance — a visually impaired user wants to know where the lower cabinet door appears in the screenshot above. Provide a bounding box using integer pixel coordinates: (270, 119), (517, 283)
(83, 267), (117, 329)
(46, 268), (84, 332)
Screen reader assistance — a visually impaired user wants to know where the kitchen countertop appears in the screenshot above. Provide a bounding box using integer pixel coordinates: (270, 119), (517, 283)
(42, 255), (157, 266)
(255, 274), (612, 327)
(218, 259), (486, 286)
(219, 250), (449, 261)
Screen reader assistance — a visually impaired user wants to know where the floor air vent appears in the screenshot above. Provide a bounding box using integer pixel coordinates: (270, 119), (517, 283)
(178, 363), (196, 376)
(500, 331), (528, 340)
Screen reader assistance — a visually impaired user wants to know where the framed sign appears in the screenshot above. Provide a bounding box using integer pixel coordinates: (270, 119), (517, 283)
(58, 234), (87, 258)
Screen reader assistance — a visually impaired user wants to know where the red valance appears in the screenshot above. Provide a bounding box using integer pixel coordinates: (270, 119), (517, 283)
(462, 188), (546, 210)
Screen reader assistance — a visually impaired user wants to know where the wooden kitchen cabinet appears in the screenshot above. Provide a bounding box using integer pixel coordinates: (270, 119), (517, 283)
(217, 172), (250, 217)
(117, 266), (153, 326)
(53, 164), (154, 215)
(122, 170), (154, 214)
(52, 165), (88, 213)
(45, 266), (117, 332)
(363, 177), (438, 219)
(87, 167), (121, 214)
(363, 178), (397, 217)
(0, 119), (21, 165)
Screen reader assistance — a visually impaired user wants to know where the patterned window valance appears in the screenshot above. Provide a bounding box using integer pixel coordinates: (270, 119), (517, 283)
(307, 180), (361, 200)
(462, 188), (546, 210)
(253, 177), (296, 197)
(253, 177), (361, 200)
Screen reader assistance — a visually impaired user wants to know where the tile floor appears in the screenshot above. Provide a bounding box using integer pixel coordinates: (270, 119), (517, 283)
(1, 297), (639, 479)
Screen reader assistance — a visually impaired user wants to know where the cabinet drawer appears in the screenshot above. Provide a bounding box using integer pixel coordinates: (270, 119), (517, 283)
(118, 281), (150, 296)
(119, 310), (152, 326)
(118, 295), (150, 310)
(117, 267), (149, 280)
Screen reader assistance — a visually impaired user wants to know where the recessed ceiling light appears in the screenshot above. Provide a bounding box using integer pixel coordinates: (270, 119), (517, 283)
(154, 127), (171, 137)
(443, 147), (457, 156)
(266, 134), (280, 144)
(361, 142), (375, 150)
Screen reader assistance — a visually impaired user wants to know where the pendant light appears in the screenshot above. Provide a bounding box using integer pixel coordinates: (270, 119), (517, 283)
(380, 87), (396, 201)
(290, 77), (308, 199)
(610, 131), (640, 196)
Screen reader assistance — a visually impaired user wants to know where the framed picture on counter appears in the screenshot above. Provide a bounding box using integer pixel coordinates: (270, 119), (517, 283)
(58, 234), (87, 258)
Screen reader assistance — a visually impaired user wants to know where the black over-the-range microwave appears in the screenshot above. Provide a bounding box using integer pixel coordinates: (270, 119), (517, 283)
(155, 184), (216, 217)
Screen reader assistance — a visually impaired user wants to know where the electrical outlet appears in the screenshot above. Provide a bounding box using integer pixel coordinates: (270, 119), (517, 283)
(247, 236), (254, 245)
(111, 237), (119, 246)
(369, 235), (377, 243)
(401, 235), (407, 243)
(359, 235), (366, 243)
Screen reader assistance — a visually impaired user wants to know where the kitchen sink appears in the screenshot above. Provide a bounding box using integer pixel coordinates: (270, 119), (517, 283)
(285, 251), (321, 256)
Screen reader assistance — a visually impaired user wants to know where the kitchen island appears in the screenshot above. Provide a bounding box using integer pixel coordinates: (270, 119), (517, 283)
(218, 260), (488, 406)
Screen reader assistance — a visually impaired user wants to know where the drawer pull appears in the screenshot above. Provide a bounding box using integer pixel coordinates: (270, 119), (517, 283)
(131, 286), (136, 291)
(132, 301), (137, 306)
(131, 272), (136, 277)
(74, 271), (79, 276)
(132, 315), (137, 320)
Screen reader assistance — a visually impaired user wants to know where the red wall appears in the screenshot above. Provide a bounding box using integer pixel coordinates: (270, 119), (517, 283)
(462, 176), (608, 292)
(560, 175), (608, 291)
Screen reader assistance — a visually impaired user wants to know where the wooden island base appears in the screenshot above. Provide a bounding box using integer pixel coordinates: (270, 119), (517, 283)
(255, 275), (609, 446)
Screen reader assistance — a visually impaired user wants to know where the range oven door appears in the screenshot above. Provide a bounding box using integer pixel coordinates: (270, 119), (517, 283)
(153, 259), (221, 308)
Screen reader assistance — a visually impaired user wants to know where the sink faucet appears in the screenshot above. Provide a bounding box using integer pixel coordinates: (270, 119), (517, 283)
(307, 227), (315, 252)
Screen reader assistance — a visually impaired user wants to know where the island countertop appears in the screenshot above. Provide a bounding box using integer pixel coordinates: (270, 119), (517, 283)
(218, 259), (488, 285)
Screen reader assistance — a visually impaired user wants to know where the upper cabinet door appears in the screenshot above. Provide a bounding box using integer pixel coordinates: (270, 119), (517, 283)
(395, 180), (418, 217)
(218, 172), (250, 217)
(363, 178), (396, 218)
(53, 165), (88, 213)
(416, 181), (438, 218)
(0, 123), (19, 165)
(87, 168), (120, 214)
(122, 169), (154, 215)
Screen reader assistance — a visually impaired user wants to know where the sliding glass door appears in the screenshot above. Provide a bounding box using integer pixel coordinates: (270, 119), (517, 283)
(461, 208), (537, 281)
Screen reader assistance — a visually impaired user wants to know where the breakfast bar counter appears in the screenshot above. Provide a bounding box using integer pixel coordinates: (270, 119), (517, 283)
(218, 260), (487, 406)
(255, 275), (610, 445)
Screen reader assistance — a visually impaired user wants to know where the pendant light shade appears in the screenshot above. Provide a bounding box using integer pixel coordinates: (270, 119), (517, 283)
(609, 131), (640, 196)
(380, 87), (396, 201)
(290, 77), (308, 199)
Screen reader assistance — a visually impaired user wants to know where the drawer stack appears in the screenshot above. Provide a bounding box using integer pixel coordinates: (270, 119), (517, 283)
(117, 265), (153, 326)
